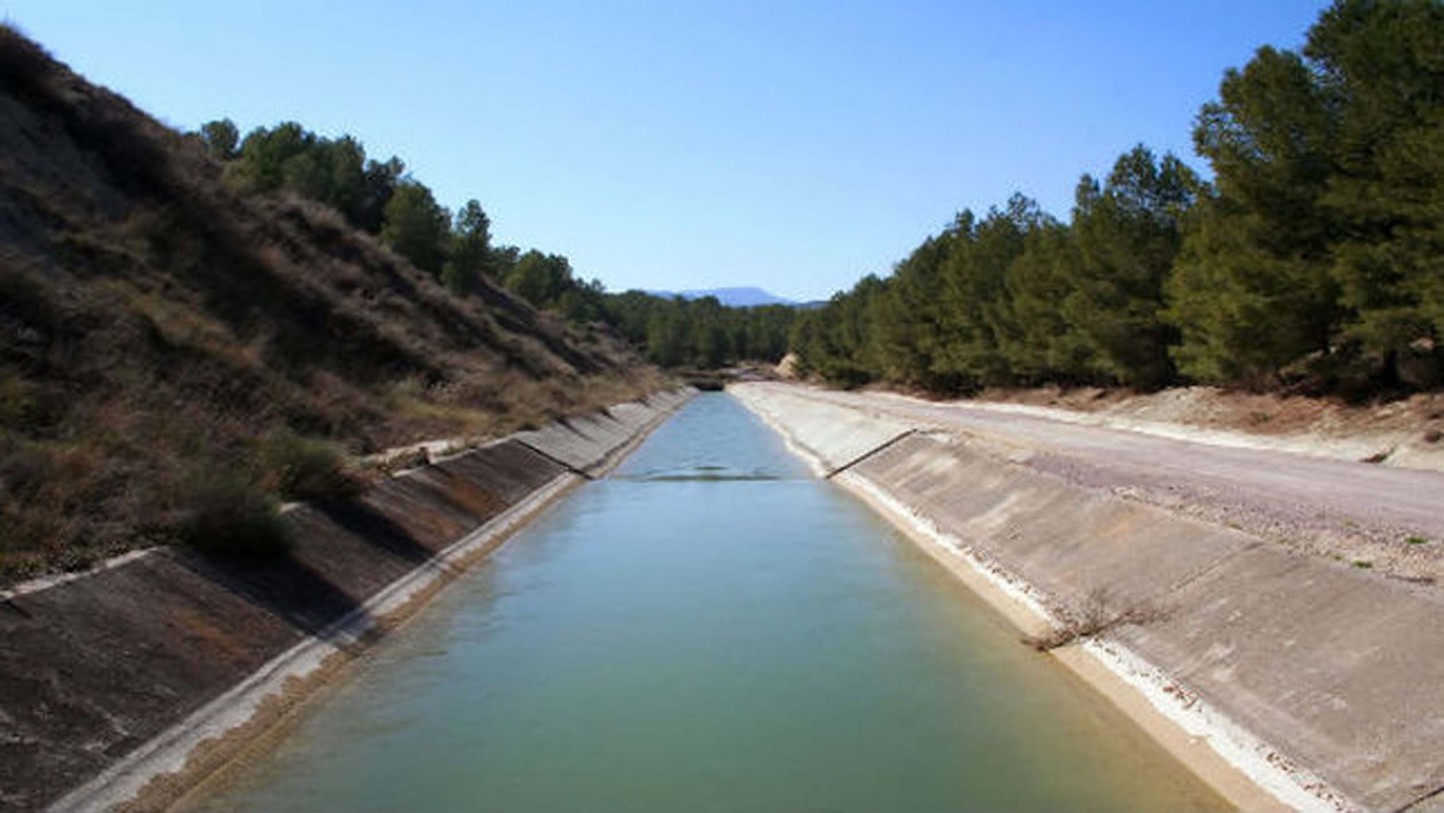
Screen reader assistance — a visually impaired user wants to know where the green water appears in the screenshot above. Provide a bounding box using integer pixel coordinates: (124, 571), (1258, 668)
(191, 393), (1227, 812)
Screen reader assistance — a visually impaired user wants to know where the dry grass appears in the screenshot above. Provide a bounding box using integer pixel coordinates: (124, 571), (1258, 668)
(1021, 588), (1168, 651)
(260, 432), (363, 502)
(0, 25), (669, 584)
(175, 470), (292, 558)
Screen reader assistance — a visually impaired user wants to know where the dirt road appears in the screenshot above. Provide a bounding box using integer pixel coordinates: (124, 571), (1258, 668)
(764, 384), (1444, 583)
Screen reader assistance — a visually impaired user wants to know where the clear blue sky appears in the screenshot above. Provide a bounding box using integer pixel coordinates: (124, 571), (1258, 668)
(6, 1), (1328, 301)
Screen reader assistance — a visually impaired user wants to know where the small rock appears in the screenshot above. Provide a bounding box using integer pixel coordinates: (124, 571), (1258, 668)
(1423, 428), (1442, 444)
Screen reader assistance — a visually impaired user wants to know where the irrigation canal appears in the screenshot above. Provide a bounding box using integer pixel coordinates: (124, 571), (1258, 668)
(187, 393), (1226, 812)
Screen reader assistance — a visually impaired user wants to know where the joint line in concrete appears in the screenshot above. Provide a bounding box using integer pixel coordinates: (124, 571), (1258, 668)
(514, 440), (595, 480)
(1395, 782), (1444, 813)
(825, 429), (917, 479)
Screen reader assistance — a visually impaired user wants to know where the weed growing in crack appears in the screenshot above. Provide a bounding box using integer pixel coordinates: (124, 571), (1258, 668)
(1021, 587), (1167, 652)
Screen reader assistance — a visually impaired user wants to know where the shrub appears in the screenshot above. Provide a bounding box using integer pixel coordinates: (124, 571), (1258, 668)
(177, 471), (291, 557)
(261, 431), (361, 502)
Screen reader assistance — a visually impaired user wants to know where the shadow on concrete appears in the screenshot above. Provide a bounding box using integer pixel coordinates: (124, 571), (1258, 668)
(179, 551), (370, 644)
(554, 415), (597, 439)
(312, 497), (440, 566)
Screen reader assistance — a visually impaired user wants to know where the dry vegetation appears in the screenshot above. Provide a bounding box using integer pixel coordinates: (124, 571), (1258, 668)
(1021, 588), (1167, 651)
(0, 27), (669, 582)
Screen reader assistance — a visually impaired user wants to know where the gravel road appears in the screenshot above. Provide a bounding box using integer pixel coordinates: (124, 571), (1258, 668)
(771, 384), (1444, 584)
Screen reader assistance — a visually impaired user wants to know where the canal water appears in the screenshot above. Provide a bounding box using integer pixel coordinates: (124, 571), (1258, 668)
(190, 393), (1226, 812)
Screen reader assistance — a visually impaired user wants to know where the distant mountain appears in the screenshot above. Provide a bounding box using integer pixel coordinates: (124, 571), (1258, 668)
(646, 287), (796, 307)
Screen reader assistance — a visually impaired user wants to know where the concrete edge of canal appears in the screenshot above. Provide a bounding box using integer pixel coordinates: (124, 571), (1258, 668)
(0, 387), (694, 813)
(731, 381), (1444, 813)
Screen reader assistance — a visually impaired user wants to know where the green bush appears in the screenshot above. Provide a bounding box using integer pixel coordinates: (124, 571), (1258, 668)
(262, 431), (361, 502)
(178, 472), (291, 557)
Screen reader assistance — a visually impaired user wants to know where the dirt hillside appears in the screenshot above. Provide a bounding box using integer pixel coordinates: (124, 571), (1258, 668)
(0, 28), (666, 582)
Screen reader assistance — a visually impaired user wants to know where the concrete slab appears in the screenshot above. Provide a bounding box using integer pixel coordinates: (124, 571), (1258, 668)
(854, 434), (1253, 613)
(0, 552), (302, 812)
(730, 384), (916, 472)
(514, 412), (639, 473)
(1117, 548), (1444, 812)
(514, 387), (692, 475)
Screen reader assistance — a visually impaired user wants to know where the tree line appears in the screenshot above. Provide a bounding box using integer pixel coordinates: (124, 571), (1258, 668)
(605, 292), (794, 368)
(792, 0), (1444, 396)
(193, 119), (797, 369)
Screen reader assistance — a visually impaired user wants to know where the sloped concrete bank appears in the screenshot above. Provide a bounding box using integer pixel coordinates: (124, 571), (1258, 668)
(0, 387), (692, 813)
(732, 383), (1444, 813)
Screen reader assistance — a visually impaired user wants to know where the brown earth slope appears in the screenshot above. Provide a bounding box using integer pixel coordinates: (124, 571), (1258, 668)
(0, 28), (666, 582)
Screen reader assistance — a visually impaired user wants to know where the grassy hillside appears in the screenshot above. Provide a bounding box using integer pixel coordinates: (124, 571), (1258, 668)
(0, 27), (667, 582)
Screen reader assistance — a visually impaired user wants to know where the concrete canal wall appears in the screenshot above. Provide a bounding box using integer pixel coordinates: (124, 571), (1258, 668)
(0, 388), (692, 812)
(733, 383), (1444, 813)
